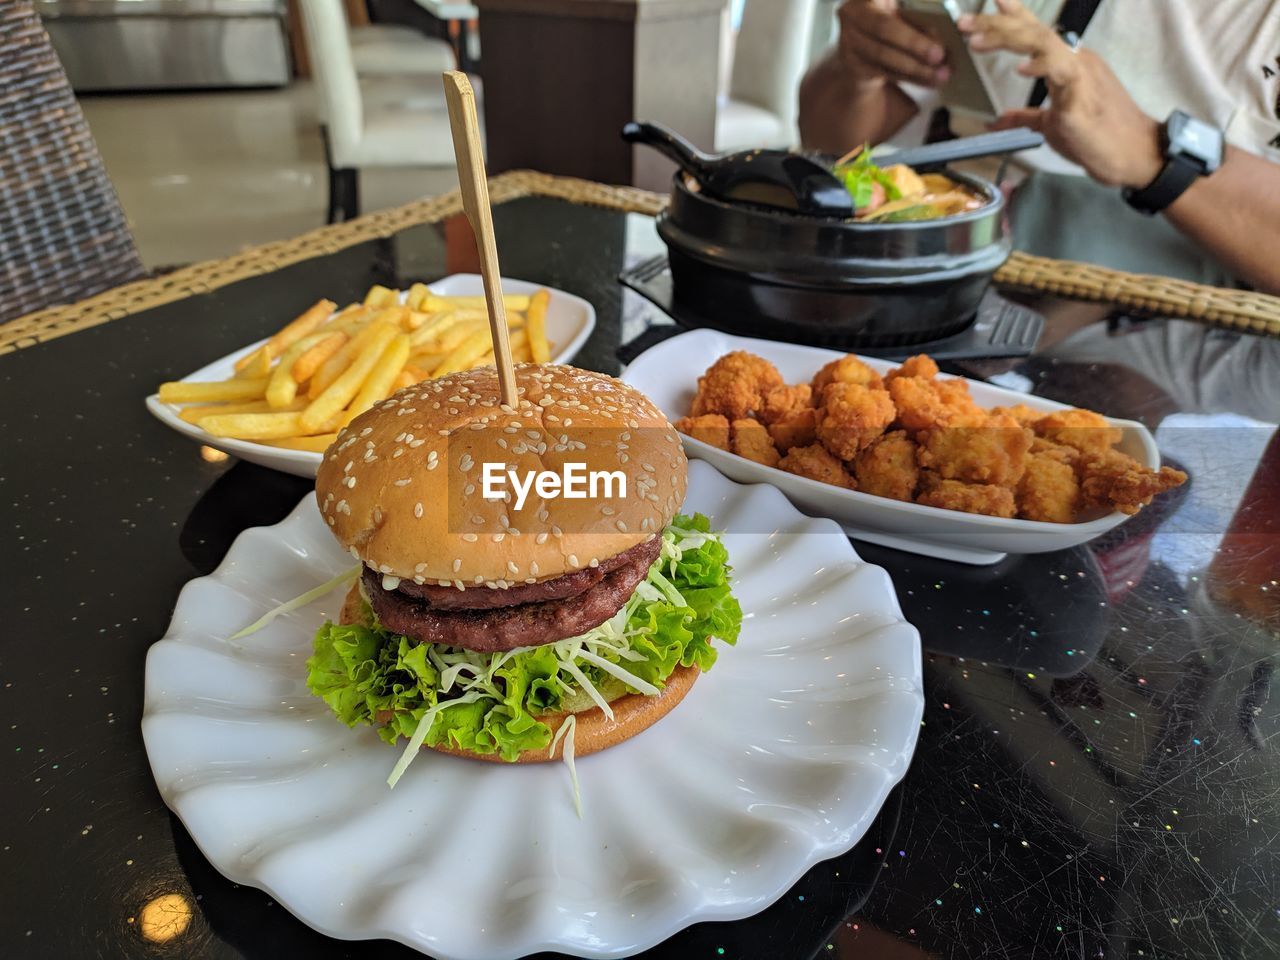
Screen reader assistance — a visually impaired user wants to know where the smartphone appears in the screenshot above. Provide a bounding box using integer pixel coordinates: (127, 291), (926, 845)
(898, 0), (999, 119)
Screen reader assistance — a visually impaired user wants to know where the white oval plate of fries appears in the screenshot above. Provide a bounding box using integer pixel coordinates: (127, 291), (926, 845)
(623, 329), (1168, 566)
(147, 274), (595, 478)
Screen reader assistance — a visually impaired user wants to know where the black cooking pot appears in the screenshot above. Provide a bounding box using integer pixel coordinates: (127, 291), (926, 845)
(655, 169), (1012, 348)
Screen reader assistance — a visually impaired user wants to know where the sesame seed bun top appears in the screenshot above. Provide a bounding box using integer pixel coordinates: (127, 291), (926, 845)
(316, 363), (688, 587)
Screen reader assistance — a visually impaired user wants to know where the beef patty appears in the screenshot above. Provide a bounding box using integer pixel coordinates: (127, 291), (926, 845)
(361, 537), (663, 652)
(392, 535), (662, 610)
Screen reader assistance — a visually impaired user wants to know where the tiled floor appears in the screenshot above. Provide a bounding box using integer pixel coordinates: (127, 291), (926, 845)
(80, 82), (459, 269)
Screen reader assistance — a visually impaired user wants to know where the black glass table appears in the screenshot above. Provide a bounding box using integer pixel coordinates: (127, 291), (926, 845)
(4, 185), (1278, 960)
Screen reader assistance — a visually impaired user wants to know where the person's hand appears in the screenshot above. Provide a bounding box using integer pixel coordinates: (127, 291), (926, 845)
(957, 0), (1163, 188)
(836, 0), (952, 92)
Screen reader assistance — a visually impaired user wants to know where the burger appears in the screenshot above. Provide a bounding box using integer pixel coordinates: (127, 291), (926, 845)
(305, 363), (741, 789)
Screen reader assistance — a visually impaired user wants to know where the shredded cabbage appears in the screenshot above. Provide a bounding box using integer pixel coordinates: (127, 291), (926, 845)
(229, 565), (360, 641)
(305, 514), (742, 791)
(549, 715), (582, 818)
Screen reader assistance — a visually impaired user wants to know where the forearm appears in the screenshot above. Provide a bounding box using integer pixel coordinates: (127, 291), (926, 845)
(1162, 147), (1280, 294)
(798, 52), (918, 154)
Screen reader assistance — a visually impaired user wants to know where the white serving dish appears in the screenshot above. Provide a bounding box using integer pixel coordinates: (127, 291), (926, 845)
(145, 274), (596, 478)
(622, 328), (1160, 565)
(142, 460), (923, 959)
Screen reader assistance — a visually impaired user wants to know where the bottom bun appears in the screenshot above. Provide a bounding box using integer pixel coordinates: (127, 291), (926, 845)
(340, 584), (698, 764)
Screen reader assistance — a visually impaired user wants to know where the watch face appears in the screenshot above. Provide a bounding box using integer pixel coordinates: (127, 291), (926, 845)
(1168, 111), (1224, 173)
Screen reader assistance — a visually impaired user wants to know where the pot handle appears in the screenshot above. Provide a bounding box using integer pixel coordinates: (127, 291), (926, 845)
(622, 121), (712, 180)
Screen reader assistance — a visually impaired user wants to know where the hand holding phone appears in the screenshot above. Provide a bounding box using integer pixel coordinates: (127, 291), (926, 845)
(898, 0), (1000, 118)
(833, 0), (954, 91)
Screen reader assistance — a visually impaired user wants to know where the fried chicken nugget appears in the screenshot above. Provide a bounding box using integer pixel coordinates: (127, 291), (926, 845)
(1077, 450), (1187, 515)
(854, 430), (919, 502)
(884, 354), (939, 384)
(916, 413), (1031, 487)
(1017, 451), (1080, 523)
(991, 403), (1044, 429)
(812, 354), (884, 400)
(887, 376), (985, 434)
(768, 407), (818, 453)
(675, 414), (730, 451)
(778, 443), (856, 489)
(1034, 408), (1122, 459)
(1030, 435), (1079, 467)
(916, 472), (1016, 518)
(690, 351), (784, 420)
(759, 383), (814, 425)
(730, 418), (780, 468)
(816, 382), (896, 460)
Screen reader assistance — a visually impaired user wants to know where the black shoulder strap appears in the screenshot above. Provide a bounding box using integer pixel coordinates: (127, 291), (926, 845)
(1028, 0), (1105, 106)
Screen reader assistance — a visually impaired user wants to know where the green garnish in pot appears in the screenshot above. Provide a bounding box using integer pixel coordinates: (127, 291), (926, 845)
(833, 146), (903, 210)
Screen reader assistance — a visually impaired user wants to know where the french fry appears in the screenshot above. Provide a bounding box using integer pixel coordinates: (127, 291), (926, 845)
(348, 333), (411, 418)
(405, 283), (432, 310)
(409, 310), (461, 346)
(266, 332), (332, 409)
(513, 340), (533, 363)
(363, 285), (399, 307)
(309, 320), (395, 397)
(432, 329), (495, 377)
(179, 399), (307, 423)
(159, 378), (268, 404)
(258, 434), (339, 452)
(266, 299), (336, 357)
(292, 332), (347, 383)
(301, 323), (400, 432)
(526, 288), (551, 363)
(403, 364), (432, 383)
(234, 345), (271, 379)
(199, 412), (317, 440)
(423, 294), (530, 312)
(233, 345), (271, 373)
(392, 370), (416, 391)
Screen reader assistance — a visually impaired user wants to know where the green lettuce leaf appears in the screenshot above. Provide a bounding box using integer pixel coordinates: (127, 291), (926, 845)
(305, 514), (742, 768)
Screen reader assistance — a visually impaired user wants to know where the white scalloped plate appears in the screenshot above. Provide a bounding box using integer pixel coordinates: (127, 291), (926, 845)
(145, 274), (596, 478)
(142, 460), (923, 959)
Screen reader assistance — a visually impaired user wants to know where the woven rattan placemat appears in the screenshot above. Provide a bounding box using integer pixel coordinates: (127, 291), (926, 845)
(2, 170), (1276, 354)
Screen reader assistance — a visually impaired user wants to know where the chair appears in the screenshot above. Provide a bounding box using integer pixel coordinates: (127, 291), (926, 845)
(0, 0), (145, 323)
(715, 0), (818, 151)
(298, 0), (468, 223)
(349, 22), (457, 77)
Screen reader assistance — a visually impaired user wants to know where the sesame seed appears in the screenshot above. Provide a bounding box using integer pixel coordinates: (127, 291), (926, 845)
(616, 519), (628, 532)
(507, 561), (519, 574)
(462, 533), (478, 542)
(394, 478), (412, 487)
(414, 502), (424, 518)
(530, 561), (539, 576)
(464, 483), (476, 495)
(589, 558), (599, 568)
(492, 533), (505, 542)
(452, 559), (461, 572)
(568, 554), (579, 566)
(536, 532), (548, 545)
(601, 505), (615, 516)
(392, 449), (404, 459)
(415, 563), (428, 572)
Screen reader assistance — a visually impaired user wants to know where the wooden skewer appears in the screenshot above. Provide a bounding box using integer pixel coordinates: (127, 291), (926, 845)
(441, 70), (518, 408)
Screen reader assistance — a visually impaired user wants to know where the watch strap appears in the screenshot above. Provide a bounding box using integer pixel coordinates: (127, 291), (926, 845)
(1123, 153), (1202, 215)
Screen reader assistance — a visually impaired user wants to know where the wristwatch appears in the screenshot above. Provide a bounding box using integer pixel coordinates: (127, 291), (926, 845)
(1123, 110), (1224, 215)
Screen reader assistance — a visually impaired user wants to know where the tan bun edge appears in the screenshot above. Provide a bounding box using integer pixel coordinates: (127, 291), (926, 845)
(340, 584), (698, 764)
